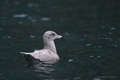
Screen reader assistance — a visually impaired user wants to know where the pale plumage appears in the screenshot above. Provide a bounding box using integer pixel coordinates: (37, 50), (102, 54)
(20, 31), (62, 63)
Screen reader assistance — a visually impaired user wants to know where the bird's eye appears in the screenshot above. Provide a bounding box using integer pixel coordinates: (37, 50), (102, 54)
(51, 33), (55, 36)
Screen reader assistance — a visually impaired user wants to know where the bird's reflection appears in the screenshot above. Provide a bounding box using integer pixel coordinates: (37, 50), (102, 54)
(34, 62), (55, 73)
(26, 62), (56, 74)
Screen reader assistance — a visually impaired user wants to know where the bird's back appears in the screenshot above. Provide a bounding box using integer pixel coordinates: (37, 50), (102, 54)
(21, 49), (60, 63)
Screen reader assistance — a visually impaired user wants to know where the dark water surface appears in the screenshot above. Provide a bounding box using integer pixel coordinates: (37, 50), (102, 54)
(0, 0), (120, 80)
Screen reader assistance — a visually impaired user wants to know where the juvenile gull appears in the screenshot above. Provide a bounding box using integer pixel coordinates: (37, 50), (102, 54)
(20, 31), (62, 63)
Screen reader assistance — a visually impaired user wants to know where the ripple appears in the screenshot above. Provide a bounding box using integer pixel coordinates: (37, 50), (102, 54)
(113, 45), (118, 47)
(108, 44), (118, 47)
(68, 59), (74, 62)
(28, 17), (36, 23)
(90, 55), (101, 58)
(93, 78), (101, 80)
(14, 1), (20, 5)
(99, 37), (112, 41)
(33, 63), (55, 73)
(18, 21), (23, 24)
(1, 16), (5, 19)
(110, 27), (116, 30)
(97, 46), (102, 48)
(86, 44), (92, 46)
(90, 55), (94, 58)
(97, 56), (101, 58)
(0, 53), (3, 55)
(74, 77), (81, 80)
(0, 28), (2, 30)
(28, 3), (39, 7)
(30, 35), (36, 38)
(13, 14), (28, 18)
(41, 17), (51, 21)
(31, 19), (36, 23)
(101, 26), (105, 29)
(108, 32), (112, 35)
(3, 36), (11, 39)
(52, 6), (58, 8)
(8, 36), (11, 39)
(65, 32), (70, 36)
(83, 34), (88, 37)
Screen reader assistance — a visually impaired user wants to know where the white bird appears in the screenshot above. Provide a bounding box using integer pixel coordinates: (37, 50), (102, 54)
(20, 31), (63, 63)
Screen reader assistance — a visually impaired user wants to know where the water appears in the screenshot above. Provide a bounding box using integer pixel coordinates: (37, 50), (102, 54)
(0, 0), (120, 80)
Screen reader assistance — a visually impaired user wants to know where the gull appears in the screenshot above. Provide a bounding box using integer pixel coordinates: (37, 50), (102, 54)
(20, 31), (62, 63)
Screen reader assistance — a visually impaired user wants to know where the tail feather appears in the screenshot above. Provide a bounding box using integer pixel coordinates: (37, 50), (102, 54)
(20, 52), (29, 54)
(20, 52), (40, 63)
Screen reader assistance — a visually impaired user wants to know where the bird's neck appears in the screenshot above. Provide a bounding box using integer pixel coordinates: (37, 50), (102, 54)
(43, 38), (57, 54)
